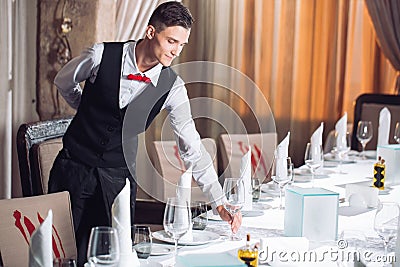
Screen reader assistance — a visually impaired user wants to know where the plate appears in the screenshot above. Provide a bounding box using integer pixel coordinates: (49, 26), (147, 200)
(152, 230), (220, 246)
(150, 243), (174, 256)
(294, 167), (334, 177)
(324, 153), (356, 164)
(201, 210), (222, 221)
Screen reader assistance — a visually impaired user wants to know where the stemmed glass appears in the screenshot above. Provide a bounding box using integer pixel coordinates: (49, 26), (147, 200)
(394, 122), (400, 144)
(87, 226), (120, 267)
(131, 225), (152, 260)
(272, 157), (294, 209)
(334, 131), (351, 174)
(163, 197), (191, 258)
(356, 121), (373, 159)
(374, 202), (400, 258)
(223, 178), (245, 240)
(336, 230), (367, 267)
(304, 143), (324, 186)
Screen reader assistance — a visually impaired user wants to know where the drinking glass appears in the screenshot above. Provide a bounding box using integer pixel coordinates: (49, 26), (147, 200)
(191, 201), (208, 230)
(53, 258), (77, 267)
(87, 226), (120, 267)
(394, 122), (400, 144)
(223, 178), (245, 240)
(272, 157), (294, 209)
(334, 131), (351, 174)
(304, 143), (324, 186)
(131, 225), (152, 259)
(356, 121), (373, 159)
(336, 230), (366, 267)
(251, 178), (261, 202)
(374, 202), (400, 258)
(163, 197), (191, 257)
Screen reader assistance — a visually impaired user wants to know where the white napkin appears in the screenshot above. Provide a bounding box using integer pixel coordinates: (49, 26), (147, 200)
(275, 132), (290, 179)
(335, 113), (347, 149)
(176, 166), (193, 242)
(311, 122), (324, 149)
(29, 210), (53, 267)
(377, 107), (391, 146)
(240, 149), (253, 210)
(112, 179), (140, 267)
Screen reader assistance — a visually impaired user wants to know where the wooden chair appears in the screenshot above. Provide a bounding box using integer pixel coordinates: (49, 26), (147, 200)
(351, 94), (400, 151)
(148, 138), (218, 203)
(16, 117), (72, 196)
(0, 192), (76, 267)
(218, 133), (277, 183)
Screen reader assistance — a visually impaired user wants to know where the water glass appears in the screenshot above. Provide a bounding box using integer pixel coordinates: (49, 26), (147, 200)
(53, 258), (77, 267)
(333, 131), (351, 173)
(394, 122), (400, 144)
(87, 226), (120, 267)
(131, 225), (152, 259)
(191, 201), (208, 230)
(336, 230), (366, 267)
(251, 178), (261, 202)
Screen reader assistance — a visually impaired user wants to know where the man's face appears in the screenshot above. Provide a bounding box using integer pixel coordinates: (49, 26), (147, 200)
(149, 25), (190, 66)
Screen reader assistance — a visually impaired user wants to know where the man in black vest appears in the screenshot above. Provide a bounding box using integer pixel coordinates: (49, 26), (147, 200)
(49, 2), (241, 265)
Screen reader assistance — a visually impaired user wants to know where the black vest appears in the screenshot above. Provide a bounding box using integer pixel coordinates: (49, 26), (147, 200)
(63, 41), (177, 167)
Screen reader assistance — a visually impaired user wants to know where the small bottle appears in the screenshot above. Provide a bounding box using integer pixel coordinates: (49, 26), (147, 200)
(238, 234), (258, 267)
(373, 156), (385, 190)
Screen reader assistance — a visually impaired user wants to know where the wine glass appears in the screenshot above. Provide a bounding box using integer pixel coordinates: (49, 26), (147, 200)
(334, 131), (351, 174)
(223, 178), (245, 240)
(131, 225), (152, 260)
(304, 143), (324, 186)
(394, 122), (400, 144)
(87, 226), (120, 267)
(374, 202), (400, 258)
(272, 157), (294, 209)
(356, 121), (373, 159)
(163, 197), (191, 257)
(336, 230), (367, 267)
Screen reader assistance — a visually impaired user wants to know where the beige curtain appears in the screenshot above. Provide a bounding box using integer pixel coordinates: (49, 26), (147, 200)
(0, 0), (39, 199)
(365, 0), (400, 94)
(182, 0), (397, 166)
(115, 0), (173, 41)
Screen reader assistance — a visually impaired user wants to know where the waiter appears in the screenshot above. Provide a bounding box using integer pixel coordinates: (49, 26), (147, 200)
(48, 2), (241, 265)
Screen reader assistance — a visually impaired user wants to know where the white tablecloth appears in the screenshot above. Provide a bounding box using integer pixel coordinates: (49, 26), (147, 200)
(143, 157), (399, 267)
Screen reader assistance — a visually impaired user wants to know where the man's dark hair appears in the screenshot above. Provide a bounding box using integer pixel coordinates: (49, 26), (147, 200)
(148, 1), (194, 32)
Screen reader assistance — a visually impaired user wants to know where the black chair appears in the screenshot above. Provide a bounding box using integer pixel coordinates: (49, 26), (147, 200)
(16, 117), (73, 196)
(351, 93), (400, 151)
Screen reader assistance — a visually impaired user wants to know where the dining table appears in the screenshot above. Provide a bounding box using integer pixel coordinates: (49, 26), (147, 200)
(141, 152), (400, 267)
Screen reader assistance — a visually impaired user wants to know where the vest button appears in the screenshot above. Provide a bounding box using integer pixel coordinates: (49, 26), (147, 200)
(107, 126), (115, 132)
(100, 139), (109, 146)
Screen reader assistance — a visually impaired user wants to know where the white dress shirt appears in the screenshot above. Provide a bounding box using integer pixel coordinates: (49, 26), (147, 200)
(54, 41), (224, 208)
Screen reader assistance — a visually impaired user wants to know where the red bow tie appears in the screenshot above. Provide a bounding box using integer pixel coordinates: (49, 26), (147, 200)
(127, 74), (151, 83)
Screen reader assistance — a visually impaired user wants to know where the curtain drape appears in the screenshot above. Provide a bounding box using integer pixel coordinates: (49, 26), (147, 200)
(181, 0), (396, 166)
(365, 0), (400, 94)
(0, 0), (38, 199)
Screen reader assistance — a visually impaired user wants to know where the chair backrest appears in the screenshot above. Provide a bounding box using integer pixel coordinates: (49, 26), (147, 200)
(149, 138), (218, 202)
(351, 94), (400, 151)
(218, 133), (277, 182)
(0, 191), (76, 267)
(17, 117), (73, 197)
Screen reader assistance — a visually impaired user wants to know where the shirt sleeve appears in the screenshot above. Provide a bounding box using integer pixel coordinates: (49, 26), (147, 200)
(54, 43), (104, 109)
(164, 77), (225, 209)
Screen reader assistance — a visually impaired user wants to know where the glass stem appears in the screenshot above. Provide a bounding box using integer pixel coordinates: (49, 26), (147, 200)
(279, 186), (283, 209)
(311, 168), (315, 187)
(361, 144), (366, 159)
